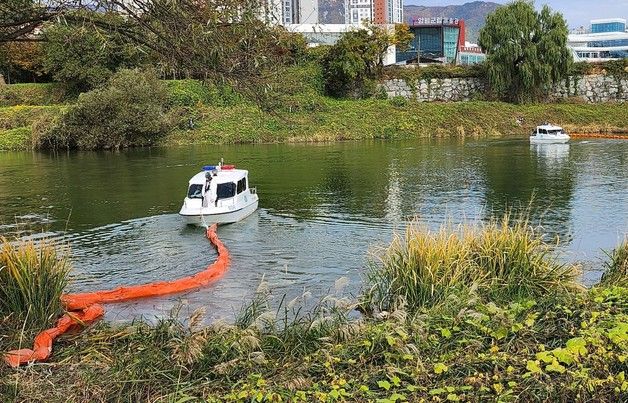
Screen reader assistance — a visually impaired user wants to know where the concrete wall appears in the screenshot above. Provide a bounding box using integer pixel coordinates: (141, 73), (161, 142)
(381, 74), (628, 103)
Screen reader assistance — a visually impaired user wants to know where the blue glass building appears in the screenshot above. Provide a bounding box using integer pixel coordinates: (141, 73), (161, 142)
(396, 18), (463, 64)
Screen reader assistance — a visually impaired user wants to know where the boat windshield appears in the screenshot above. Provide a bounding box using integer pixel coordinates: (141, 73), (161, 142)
(548, 129), (562, 134)
(217, 182), (236, 199)
(187, 184), (203, 199)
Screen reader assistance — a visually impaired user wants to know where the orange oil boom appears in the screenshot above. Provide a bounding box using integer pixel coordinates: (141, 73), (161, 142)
(4, 224), (229, 367)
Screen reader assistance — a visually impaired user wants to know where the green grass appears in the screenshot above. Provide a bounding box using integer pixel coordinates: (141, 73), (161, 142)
(0, 83), (67, 107)
(166, 99), (628, 146)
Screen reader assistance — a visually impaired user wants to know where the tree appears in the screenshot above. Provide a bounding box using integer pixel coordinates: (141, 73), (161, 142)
(104, 0), (291, 103)
(321, 25), (395, 98)
(478, 1), (572, 103)
(41, 13), (144, 91)
(0, 0), (91, 43)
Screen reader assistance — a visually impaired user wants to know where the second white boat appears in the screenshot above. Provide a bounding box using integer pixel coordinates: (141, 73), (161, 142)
(530, 123), (570, 144)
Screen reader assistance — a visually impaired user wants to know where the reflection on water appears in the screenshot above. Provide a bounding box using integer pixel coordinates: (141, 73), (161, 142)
(0, 139), (626, 322)
(531, 143), (570, 166)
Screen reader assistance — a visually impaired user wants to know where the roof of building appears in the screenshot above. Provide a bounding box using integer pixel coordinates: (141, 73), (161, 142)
(591, 18), (626, 25)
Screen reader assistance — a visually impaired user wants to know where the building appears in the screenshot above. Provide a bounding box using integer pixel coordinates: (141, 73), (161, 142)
(568, 18), (628, 62)
(280, 0), (402, 25)
(457, 43), (486, 65)
(346, 0), (374, 24)
(396, 18), (465, 64)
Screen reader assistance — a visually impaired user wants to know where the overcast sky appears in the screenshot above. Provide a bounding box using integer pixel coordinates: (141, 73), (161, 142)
(405, 0), (628, 28)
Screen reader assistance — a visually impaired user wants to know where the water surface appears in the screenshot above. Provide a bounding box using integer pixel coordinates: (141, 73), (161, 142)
(0, 139), (626, 322)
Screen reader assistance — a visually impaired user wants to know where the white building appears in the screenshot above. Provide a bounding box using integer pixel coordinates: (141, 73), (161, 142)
(346, 0), (374, 24)
(277, 0), (402, 25)
(387, 0), (403, 24)
(568, 18), (628, 62)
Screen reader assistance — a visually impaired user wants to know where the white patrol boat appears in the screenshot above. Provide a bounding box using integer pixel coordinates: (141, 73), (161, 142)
(530, 123), (570, 144)
(179, 162), (258, 226)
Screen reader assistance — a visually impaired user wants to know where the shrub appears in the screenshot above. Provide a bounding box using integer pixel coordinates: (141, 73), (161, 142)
(36, 69), (172, 150)
(0, 127), (31, 151)
(0, 237), (70, 332)
(365, 214), (581, 311)
(384, 63), (486, 81)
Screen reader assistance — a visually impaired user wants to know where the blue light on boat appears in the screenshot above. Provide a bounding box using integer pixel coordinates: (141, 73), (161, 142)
(202, 165), (217, 171)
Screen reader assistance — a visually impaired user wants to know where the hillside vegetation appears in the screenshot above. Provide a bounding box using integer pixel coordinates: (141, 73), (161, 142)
(1, 73), (626, 151)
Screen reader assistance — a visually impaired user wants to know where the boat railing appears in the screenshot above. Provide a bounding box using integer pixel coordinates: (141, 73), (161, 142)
(250, 187), (257, 195)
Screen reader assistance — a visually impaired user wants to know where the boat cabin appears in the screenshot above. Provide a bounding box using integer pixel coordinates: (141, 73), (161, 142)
(186, 165), (254, 207)
(534, 124), (565, 135)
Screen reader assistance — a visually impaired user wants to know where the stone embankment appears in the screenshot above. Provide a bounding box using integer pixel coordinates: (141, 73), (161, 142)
(382, 75), (628, 103)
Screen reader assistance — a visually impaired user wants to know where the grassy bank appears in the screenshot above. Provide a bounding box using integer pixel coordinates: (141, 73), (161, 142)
(0, 81), (626, 151)
(1, 219), (627, 402)
(165, 100), (628, 146)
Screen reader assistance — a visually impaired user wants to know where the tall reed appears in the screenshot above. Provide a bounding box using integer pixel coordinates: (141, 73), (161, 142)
(600, 238), (628, 287)
(365, 214), (581, 311)
(0, 237), (70, 331)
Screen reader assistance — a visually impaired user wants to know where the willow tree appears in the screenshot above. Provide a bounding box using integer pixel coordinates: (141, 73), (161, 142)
(478, 1), (572, 103)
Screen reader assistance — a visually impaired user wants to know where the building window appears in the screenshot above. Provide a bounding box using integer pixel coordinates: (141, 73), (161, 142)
(591, 22), (626, 33)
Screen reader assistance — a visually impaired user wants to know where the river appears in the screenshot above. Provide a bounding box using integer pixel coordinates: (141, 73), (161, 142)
(0, 138), (626, 322)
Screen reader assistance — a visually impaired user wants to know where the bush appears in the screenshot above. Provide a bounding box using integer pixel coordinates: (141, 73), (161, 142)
(0, 127), (31, 151)
(36, 69), (172, 150)
(384, 63), (486, 81)
(365, 214), (581, 311)
(0, 237), (70, 332)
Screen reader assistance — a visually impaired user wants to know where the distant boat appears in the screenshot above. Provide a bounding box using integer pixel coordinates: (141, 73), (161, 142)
(179, 162), (258, 226)
(530, 123), (570, 144)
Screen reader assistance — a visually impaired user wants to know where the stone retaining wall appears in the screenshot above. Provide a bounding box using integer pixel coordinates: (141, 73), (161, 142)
(553, 75), (628, 103)
(382, 74), (627, 103)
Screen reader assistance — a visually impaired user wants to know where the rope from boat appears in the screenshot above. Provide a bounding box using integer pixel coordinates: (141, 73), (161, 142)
(3, 224), (229, 367)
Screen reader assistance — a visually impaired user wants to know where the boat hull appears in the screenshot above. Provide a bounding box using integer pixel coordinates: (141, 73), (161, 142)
(180, 200), (259, 226)
(530, 135), (570, 144)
